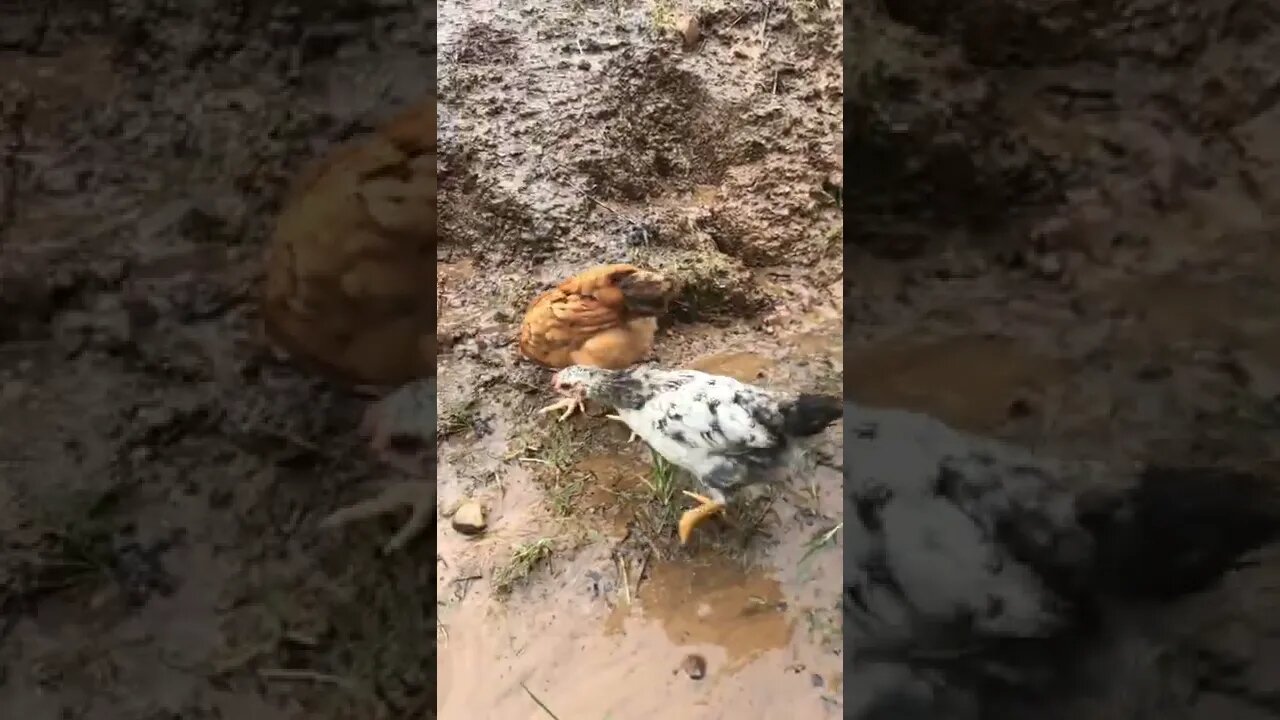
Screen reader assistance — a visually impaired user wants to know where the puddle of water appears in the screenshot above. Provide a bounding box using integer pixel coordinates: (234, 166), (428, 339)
(846, 334), (1068, 433)
(436, 414), (547, 594)
(604, 561), (791, 672)
(787, 329), (844, 357)
(436, 443), (844, 720)
(687, 351), (776, 382)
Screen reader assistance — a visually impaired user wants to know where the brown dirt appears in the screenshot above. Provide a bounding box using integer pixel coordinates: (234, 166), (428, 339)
(848, 0), (1280, 717)
(7, 0), (1275, 716)
(1, 2), (435, 718)
(435, 0), (843, 718)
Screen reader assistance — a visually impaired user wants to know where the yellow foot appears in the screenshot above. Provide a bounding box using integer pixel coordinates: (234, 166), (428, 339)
(605, 414), (638, 442)
(678, 491), (726, 545)
(536, 396), (586, 422)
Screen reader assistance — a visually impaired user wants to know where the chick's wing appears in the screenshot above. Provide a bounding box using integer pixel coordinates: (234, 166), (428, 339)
(653, 374), (784, 454)
(262, 101), (436, 387)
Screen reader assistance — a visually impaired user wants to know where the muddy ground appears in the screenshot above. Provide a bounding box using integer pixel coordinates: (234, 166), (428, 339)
(0, 0), (844, 719)
(435, 0), (842, 717)
(848, 0), (1280, 718)
(1, 1), (437, 718)
(3, 0), (1278, 716)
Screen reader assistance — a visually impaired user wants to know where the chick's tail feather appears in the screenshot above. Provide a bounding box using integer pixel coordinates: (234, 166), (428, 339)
(1082, 465), (1280, 600)
(781, 393), (843, 437)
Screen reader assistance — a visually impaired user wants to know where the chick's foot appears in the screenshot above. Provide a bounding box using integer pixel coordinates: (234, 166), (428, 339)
(678, 491), (726, 545)
(320, 481), (435, 555)
(537, 396), (585, 422)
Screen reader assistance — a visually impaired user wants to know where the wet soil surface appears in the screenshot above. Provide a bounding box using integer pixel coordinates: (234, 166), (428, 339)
(847, 1), (1280, 718)
(1, 2), (435, 718)
(0, 0), (842, 719)
(436, 0), (842, 718)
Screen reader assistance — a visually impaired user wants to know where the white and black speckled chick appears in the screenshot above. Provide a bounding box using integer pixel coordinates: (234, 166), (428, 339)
(550, 364), (843, 544)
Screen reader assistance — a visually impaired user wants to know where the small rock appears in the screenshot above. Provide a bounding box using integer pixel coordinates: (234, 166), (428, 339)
(680, 653), (707, 679)
(1032, 252), (1064, 280)
(676, 15), (700, 50)
(451, 501), (487, 535)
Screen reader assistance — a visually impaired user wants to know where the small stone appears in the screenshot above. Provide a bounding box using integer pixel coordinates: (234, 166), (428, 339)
(451, 500), (487, 535)
(676, 15), (700, 50)
(680, 653), (707, 679)
(1033, 252), (1064, 280)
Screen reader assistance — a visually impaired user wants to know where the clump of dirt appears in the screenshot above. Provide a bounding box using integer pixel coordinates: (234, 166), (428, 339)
(641, 246), (769, 322)
(577, 48), (740, 201)
(448, 22), (520, 66)
(701, 161), (843, 266)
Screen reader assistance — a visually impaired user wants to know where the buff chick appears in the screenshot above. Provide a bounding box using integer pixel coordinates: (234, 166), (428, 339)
(518, 263), (675, 420)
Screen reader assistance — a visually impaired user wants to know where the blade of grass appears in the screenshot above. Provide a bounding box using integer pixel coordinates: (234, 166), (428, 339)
(521, 681), (562, 720)
(796, 522), (842, 581)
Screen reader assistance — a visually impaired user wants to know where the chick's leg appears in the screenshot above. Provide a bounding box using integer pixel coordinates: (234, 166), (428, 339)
(605, 414), (639, 442)
(320, 482), (435, 555)
(678, 490), (727, 545)
(537, 396), (586, 422)
(321, 379), (437, 555)
(678, 465), (742, 545)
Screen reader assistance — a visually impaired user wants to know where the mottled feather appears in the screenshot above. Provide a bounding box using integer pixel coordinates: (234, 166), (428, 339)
(551, 364), (841, 500)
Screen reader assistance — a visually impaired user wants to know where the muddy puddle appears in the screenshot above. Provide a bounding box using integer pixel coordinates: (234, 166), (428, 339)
(436, 452), (843, 720)
(435, 328), (843, 719)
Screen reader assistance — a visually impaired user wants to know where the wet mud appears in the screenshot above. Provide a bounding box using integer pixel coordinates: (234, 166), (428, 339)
(434, 0), (843, 717)
(1, 2), (435, 718)
(847, 1), (1280, 718)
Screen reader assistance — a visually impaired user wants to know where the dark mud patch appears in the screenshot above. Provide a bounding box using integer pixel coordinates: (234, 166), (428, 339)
(577, 49), (742, 201)
(0, 1), (434, 718)
(848, 1), (1280, 718)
